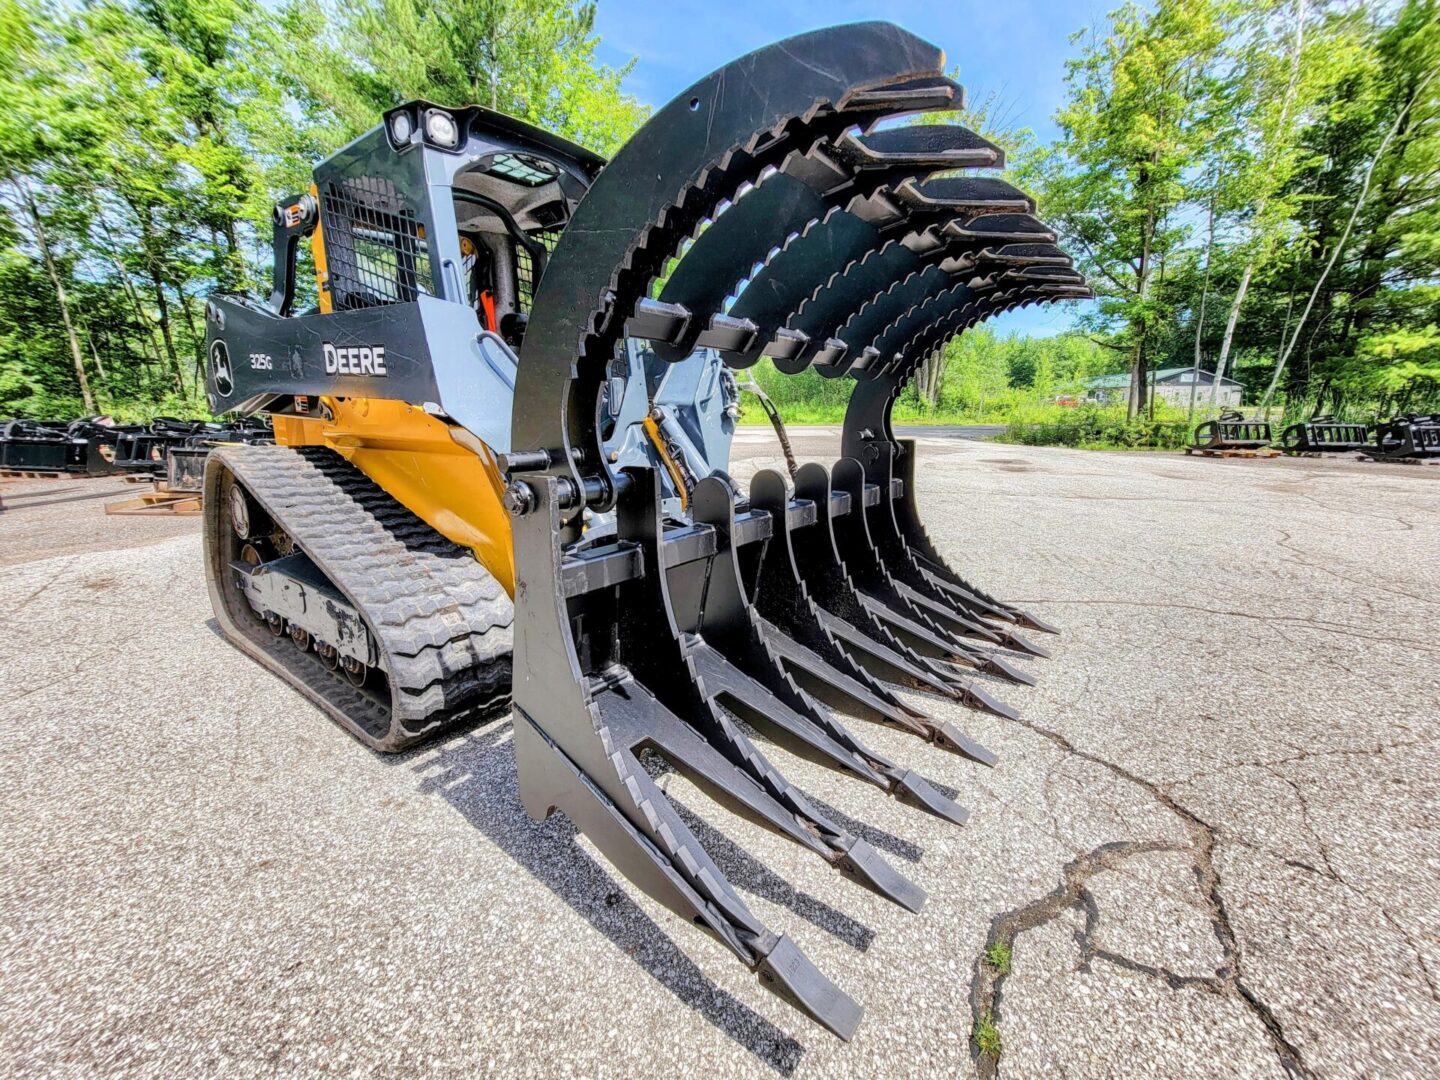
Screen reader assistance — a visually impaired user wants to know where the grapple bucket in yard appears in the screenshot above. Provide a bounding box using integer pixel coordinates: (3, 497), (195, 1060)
(1369, 414), (1440, 460)
(1192, 409), (1273, 451)
(1280, 416), (1369, 454)
(505, 22), (1088, 1036)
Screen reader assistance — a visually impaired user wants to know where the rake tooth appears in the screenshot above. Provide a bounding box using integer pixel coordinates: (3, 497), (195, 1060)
(756, 933), (864, 1041)
(753, 467), (1016, 755)
(891, 579), (1007, 644)
(994, 628), (1050, 659)
(688, 477), (978, 827)
(595, 666), (834, 860)
(914, 565), (1016, 622)
(686, 637), (890, 789)
(835, 447), (1043, 650)
(890, 770), (971, 826)
(787, 462), (1029, 706)
(756, 612), (933, 724)
(925, 717), (1002, 765)
(1009, 608), (1061, 636)
(824, 459), (1035, 686)
(972, 651), (1038, 688)
(834, 836), (927, 913)
(818, 602), (978, 698)
(854, 583), (1032, 687)
(612, 469), (925, 912)
(689, 478), (933, 732)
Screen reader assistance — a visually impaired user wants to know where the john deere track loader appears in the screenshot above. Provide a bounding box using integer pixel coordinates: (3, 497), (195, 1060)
(202, 22), (1089, 1039)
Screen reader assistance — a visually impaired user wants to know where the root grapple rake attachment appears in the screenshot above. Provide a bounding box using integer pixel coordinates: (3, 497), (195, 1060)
(503, 23), (1088, 1037)
(1280, 416), (1369, 454)
(113, 418), (216, 473)
(0, 418), (134, 476)
(1369, 414), (1440, 460)
(1192, 409), (1272, 451)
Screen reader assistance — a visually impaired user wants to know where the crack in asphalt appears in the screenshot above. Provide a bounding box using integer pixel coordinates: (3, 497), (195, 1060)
(967, 715), (1316, 1080)
(1006, 597), (1440, 654)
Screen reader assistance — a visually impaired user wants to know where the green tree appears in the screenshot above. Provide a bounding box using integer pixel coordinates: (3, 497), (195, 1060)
(1034, 0), (1233, 419)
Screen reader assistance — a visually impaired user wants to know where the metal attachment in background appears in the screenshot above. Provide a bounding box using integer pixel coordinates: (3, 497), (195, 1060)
(1191, 409), (1273, 451)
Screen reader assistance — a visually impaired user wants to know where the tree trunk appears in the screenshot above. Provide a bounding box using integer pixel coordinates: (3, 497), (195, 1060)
(16, 184), (96, 412)
(1210, 263), (1252, 405)
(1191, 189), (1217, 418)
(1212, 0), (1307, 408)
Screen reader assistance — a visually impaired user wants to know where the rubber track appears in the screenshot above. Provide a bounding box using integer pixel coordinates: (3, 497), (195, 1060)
(216, 444), (513, 748)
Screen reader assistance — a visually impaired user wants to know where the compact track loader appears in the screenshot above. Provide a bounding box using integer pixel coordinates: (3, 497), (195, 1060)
(202, 23), (1089, 1038)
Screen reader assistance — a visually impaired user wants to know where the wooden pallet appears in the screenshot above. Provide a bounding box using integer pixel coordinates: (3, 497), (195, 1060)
(104, 486), (203, 516)
(1, 469), (73, 480)
(1185, 446), (1281, 459)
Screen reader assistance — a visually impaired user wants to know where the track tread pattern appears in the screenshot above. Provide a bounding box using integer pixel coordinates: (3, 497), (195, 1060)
(215, 444), (512, 748)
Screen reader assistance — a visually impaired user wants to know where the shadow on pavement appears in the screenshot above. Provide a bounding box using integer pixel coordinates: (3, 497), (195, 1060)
(397, 719), (811, 1076)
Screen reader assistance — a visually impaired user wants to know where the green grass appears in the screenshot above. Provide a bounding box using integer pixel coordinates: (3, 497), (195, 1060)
(973, 1012), (1003, 1059)
(983, 941), (1013, 975)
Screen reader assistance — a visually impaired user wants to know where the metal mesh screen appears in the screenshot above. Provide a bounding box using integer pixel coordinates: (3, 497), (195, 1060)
(516, 229), (562, 312)
(320, 176), (432, 310)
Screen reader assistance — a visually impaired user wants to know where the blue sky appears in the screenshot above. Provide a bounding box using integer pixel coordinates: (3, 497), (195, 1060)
(592, 1), (1116, 337)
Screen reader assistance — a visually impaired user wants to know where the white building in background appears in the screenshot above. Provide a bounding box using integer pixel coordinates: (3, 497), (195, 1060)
(1083, 367), (1243, 407)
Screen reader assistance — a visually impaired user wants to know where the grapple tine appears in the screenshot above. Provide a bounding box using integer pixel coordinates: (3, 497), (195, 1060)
(996, 629), (1051, 659)
(827, 459), (1034, 684)
(754, 467), (1015, 758)
(927, 718), (1002, 766)
(974, 652), (1038, 687)
(890, 578), (1006, 644)
(685, 639), (890, 790)
(758, 935), (864, 1041)
(891, 771), (970, 826)
(609, 469), (927, 911)
(691, 478), (981, 799)
(880, 435), (1059, 635)
(595, 669), (833, 860)
(819, 602), (983, 697)
(751, 466), (958, 701)
(756, 613), (934, 724)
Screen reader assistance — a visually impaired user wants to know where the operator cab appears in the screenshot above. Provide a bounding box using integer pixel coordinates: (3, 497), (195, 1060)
(269, 101), (603, 354)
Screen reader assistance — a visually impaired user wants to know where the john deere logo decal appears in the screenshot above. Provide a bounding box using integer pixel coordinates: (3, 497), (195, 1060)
(323, 342), (388, 377)
(211, 340), (234, 398)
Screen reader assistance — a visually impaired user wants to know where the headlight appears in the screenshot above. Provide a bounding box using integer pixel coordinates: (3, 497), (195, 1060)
(425, 110), (460, 148)
(389, 111), (413, 145)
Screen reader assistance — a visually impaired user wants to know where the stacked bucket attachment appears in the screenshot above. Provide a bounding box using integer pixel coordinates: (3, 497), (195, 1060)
(1191, 409), (1273, 451)
(0, 418), (133, 477)
(1369, 414), (1440, 460)
(1280, 415), (1370, 454)
(504, 23), (1089, 1038)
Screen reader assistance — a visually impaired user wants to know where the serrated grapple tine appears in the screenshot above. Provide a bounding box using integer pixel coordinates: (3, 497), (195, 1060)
(608, 469), (926, 912)
(822, 460), (1034, 689)
(689, 478), (978, 815)
(874, 436), (1060, 636)
(757, 935), (864, 1041)
(891, 771), (970, 825)
(516, 703), (863, 1038)
(751, 468), (1008, 762)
